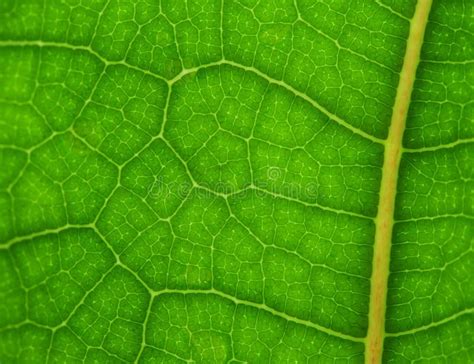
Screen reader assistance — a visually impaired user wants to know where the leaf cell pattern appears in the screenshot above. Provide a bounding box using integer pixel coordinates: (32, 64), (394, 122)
(0, 0), (472, 363)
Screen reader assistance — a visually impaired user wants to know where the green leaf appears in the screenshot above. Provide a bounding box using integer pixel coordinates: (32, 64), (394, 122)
(0, 0), (472, 363)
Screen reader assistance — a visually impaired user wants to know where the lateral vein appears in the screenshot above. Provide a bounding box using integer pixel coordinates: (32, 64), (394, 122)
(365, 1), (433, 363)
(385, 308), (474, 338)
(153, 288), (365, 343)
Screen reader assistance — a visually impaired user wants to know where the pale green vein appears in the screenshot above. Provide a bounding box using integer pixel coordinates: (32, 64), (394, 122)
(385, 308), (474, 337)
(403, 138), (474, 153)
(0, 40), (384, 145)
(152, 289), (365, 343)
(0, 223), (94, 248)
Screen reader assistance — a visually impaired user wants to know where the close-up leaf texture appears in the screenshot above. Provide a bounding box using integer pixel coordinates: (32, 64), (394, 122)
(0, 0), (473, 363)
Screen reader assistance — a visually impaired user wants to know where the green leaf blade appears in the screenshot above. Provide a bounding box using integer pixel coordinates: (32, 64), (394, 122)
(0, 0), (472, 363)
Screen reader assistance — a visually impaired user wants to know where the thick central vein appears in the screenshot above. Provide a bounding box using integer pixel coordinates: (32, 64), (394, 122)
(365, 1), (433, 363)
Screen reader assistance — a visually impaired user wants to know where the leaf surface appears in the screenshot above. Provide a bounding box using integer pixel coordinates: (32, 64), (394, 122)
(0, 0), (472, 363)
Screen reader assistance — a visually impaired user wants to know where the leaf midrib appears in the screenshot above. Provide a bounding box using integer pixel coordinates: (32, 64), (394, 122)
(365, 1), (433, 363)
